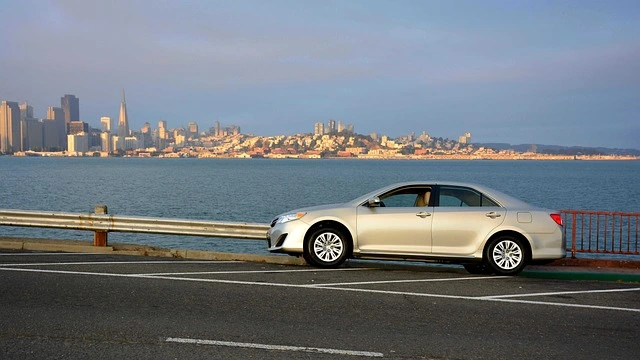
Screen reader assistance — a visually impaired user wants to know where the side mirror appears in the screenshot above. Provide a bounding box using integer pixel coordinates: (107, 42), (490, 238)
(367, 197), (382, 207)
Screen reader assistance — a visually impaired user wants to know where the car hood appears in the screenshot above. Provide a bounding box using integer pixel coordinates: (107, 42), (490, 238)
(279, 203), (345, 216)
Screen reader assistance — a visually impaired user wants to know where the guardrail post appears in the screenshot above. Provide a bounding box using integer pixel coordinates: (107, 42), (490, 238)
(93, 205), (108, 247)
(571, 212), (577, 259)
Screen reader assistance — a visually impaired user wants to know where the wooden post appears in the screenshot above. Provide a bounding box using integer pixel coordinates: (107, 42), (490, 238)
(93, 205), (108, 247)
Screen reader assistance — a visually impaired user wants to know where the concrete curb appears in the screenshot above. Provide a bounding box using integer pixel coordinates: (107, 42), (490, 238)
(1, 237), (638, 281)
(0, 237), (306, 266)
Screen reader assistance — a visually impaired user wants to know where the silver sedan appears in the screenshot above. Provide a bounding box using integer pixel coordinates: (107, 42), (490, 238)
(267, 182), (565, 275)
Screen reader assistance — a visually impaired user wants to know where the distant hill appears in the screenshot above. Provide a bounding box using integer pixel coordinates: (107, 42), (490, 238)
(474, 143), (640, 156)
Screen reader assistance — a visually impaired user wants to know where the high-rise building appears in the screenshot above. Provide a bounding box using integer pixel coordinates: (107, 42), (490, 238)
(100, 132), (111, 153)
(327, 119), (336, 134)
(67, 121), (89, 135)
(140, 122), (152, 148)
(61, 94), (79, 125)
(117, 89), (129, 139)
(19, 102), (34, 121)
(46, 106), (66, 149)
(213, 120), (221, 137)
(458, 132), (472, 144)
(1, 100), (21, 153)
(42, 119), (59, 150)
(337, 120), (345, 133)
(21, 118), (43, 151)
(314, 122), (324, 136)
(101, 116), (112, 133)
(157, 120), (168, 150)
(187, 122), (198, 139)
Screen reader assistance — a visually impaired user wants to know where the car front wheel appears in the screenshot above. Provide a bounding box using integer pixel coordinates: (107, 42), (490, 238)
(486, 236), (527, 276)
(304, 227), (348, 268)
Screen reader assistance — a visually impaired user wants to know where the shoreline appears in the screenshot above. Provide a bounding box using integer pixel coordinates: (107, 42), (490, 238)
(5, 152), (640, 161)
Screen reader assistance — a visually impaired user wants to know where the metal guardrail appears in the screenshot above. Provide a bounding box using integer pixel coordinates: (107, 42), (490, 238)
(1, 207), (638, 259)
(0, 206), (269, 246)
(560, 210), (640, 258)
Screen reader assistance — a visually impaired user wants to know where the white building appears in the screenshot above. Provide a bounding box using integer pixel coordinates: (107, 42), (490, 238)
(458, 132), (472, 144)
(100, 132), (111, 152)
(100, 116), (112, 133)
(67, 132), (89, 153)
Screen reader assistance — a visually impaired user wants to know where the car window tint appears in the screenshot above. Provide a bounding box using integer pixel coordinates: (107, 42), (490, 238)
(438, 186), (495, 207)
(379, 187), (431, 207)
(482, 196), (499, 207)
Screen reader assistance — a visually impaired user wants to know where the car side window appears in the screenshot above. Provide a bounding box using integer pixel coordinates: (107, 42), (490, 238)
(379, 187), (432, 208)
(438, 186), (499, 207)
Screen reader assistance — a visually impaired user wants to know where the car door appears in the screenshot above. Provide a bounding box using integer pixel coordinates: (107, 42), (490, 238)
(355, 186), (433, 255)
(431, 185), (506, 256)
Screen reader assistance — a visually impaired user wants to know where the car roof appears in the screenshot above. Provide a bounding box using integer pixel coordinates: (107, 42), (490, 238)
(348, 181), (533, 208)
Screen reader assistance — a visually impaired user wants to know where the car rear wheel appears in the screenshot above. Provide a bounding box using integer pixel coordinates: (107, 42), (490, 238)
(304, 227), (348, 268)
(486, 235), (527, 276)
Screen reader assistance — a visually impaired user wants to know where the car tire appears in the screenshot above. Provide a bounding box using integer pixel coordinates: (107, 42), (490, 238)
(304, 227), (348, 268)
(485, 235), (527, 276)
(463, 262), (492, 275)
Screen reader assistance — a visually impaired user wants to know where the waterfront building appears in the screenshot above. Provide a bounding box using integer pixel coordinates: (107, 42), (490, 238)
(100, 132), (111, 153)
(0, 100), (21, 153)
(123, 136), (139, 150)
(46, 106), (66, 149)
(101, 116), (112, 133)
(112, 135), (139, 151)
(345, 147), (366, 155)
(67, 132), (89, 153)
(61, 94), (79, 125)
(21, 118), (43, 151)
(314, 122), (324, 136)
(42, 119), (60, 150)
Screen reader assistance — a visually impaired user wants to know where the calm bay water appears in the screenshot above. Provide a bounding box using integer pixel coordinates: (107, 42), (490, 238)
(1, 157), (639, 254)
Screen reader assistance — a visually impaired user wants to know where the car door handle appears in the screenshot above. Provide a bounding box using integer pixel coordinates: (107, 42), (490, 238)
(416, 212), (431, 218)
(485, 212), (502, 219)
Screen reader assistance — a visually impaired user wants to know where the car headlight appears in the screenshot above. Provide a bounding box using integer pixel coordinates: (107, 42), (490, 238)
(276, 212), (307, 224)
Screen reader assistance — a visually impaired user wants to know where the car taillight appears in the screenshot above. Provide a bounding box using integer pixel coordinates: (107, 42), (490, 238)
(550, 213), (563, 226)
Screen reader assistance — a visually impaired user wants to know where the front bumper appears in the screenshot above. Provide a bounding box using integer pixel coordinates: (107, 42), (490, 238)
(267, 219), (309, 254)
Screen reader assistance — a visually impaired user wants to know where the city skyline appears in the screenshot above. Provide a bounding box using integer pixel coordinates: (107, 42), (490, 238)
(1, 1), (639, 149)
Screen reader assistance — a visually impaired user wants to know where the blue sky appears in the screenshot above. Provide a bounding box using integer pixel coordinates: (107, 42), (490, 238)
(1, 0), (639, 149)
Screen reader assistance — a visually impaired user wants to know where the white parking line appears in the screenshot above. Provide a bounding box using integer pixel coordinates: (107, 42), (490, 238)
(136, 268), (371, 276)
(0, 261), (236, 266)
(479, 287), (640, 299)
(312, 275), (507, 287)
(1, 266), (638, 313)
(165, 337), (384, 357)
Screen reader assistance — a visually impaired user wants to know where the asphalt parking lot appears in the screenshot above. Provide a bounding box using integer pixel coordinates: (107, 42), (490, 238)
(1, 250), (639, 359)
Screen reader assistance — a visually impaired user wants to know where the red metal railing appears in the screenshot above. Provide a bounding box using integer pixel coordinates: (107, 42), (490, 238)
(560, 210), (640, 258)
